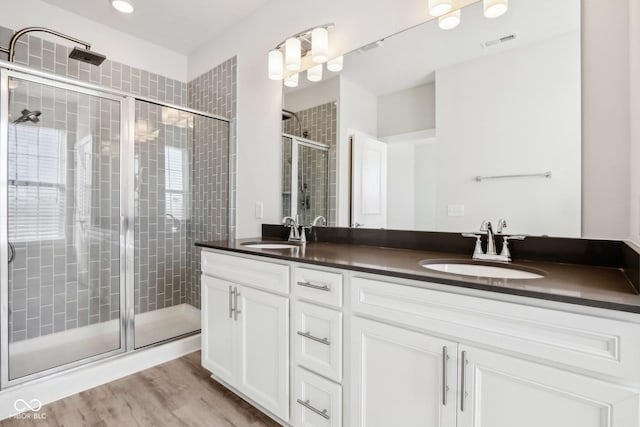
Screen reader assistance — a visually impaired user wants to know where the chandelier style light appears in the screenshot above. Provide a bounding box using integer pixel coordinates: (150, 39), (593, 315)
(268, 24), (343, 87)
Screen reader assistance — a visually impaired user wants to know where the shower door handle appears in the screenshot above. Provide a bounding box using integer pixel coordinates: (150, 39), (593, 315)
(7, 242), (15, 264)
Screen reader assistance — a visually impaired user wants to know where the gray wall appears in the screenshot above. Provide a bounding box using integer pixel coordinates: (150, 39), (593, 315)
(187, 57), (237, 309)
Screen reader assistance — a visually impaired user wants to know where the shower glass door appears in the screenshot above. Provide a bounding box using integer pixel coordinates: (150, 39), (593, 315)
(1, 72), (125, 383)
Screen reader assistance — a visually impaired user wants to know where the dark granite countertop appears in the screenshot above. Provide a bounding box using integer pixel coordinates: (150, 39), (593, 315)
(196, 238), (640, 314)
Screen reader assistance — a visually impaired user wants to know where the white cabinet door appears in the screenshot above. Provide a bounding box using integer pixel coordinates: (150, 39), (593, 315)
(351, 317), (458, 427)
(237, 285), (290, 421)
(201, 275), (235, 385)
(458, 345), (640, 427)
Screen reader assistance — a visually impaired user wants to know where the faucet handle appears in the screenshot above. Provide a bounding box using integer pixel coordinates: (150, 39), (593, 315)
(462, 233), (484, 258)
(500, 235), (526, 261)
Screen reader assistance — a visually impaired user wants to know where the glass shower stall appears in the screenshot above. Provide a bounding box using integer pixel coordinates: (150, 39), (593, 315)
(0, 63), (230, 387)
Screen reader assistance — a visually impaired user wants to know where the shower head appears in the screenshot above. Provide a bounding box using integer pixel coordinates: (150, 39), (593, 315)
(12, 109), (42, 124)
(69, 47), (107, 66)
(1, 27), (107, 66)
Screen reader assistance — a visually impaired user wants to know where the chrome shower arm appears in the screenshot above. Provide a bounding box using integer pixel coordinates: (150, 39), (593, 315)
(1, 27), (92, 63)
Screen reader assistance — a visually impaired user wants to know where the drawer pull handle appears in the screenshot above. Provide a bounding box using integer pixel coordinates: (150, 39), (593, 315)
(297, 331), (330, 346)
(297, 281), (330, 292)
(228, 286), (234, 319)
(233, 287), (241, 321)
(296, 399), (330, 420)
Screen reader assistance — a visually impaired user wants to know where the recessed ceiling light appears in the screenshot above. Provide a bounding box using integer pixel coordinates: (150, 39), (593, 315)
(111, 0), (135, 14)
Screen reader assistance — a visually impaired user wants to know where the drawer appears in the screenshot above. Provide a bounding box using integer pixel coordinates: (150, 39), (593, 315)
(351, 275), (640, 381)
(294, 367), (342, 427)
(201, 250), (289, 294)
(294, 266), (343, 307)
(295, 302), (343, 382)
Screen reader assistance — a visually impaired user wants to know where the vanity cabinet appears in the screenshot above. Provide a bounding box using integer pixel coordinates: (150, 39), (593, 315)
(349, 274), (640, 427)
(351, 317), (458, 427)
(457, 345), (640, 427)
(201, 251), (290, 421)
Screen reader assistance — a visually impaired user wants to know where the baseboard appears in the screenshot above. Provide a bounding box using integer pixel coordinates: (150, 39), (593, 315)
(0, 334), (201, 420)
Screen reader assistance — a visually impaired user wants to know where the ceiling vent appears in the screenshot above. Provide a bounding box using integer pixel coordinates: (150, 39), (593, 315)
(358, 39), (385, 54)
(482, 33), (518, 48)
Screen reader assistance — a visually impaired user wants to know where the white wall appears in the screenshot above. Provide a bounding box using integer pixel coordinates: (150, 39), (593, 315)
(189, 0), (633, 239)
(338, 76), (378, 225)
(387, 143), (416, 229)
(581, 0), (630, 240)
(435, 32), (581, 237)
(0, 0), (187, 81)
(284, 77), (340, 113)
(630, 0), (640, 245)
(414, 142), (438, 230)
(377, 82), (436, 138)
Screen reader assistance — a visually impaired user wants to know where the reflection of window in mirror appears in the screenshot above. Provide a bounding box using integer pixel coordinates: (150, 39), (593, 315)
(8, 125), (67, 242)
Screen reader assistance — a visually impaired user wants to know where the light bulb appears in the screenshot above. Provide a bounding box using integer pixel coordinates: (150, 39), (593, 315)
(307, 64), (323, 82)
(311, 27), (329, 63)
(484, 0), (508, 18)
(439, 9), (461, 30)
(285, 38), (301, 72)
(284, 73), (299, 88)
(428, 0), (452, 17)
(111, 0), (135, 14)
(327, 56), (343, 72)
(268, 49), (284, 80)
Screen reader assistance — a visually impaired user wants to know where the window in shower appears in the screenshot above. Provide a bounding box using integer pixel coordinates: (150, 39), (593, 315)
(7, 125), (66, 242)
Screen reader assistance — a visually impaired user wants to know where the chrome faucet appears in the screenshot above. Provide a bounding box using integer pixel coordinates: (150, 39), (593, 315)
(282, 216), (306, 244)
(463, 219), (526, 262)
(312, 216), (326, 227)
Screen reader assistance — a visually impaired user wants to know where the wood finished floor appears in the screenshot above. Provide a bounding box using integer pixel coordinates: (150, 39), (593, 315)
(0, 351), (280, 427)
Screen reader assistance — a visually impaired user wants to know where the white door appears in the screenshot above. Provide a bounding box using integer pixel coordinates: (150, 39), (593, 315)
(200, 275), (236, 385)
(350, 317), (458, 427)
(237, 286), (290, 421)
(458, 345), (640, 427)
(351, 130), (388, 228)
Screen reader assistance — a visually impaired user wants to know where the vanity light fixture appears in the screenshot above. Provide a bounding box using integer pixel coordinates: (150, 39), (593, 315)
(268, 23), (341, 85)
(327, 56), (343, 72)
(110, 0), (135, 14)
(484, 0), (509, 18)
(285, 38), (301, 72)
(439, 9), (461, 30)
(311, 27), (329, 63)
(307, 63), (323, 82)
(268, 50), (284, 80)
(428, 0), (453, 17)
(284, 73), (299, 88)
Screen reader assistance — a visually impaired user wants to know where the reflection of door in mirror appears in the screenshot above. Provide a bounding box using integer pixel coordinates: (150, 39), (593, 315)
(281, 101), (337, 225)
(351, 130), (387, 229)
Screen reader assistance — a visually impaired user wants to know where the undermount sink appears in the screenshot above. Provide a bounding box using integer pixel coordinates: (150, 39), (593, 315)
(241, 241), (301, 249)
(419, 260), (545, 280)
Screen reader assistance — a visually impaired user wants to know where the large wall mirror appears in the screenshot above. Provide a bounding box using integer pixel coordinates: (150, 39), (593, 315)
(282, 0), (581, 237)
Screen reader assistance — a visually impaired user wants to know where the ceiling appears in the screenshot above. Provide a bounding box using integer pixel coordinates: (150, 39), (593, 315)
(40, 0), (271, 54)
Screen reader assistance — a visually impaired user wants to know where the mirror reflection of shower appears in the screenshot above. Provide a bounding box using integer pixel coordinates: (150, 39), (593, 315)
(281, 109), (330, 225)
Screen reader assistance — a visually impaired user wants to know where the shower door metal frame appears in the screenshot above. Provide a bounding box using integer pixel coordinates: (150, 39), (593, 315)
(0, 68), (130, 388)
(0, 59), (233, 390)
(282, 133), (330, 223)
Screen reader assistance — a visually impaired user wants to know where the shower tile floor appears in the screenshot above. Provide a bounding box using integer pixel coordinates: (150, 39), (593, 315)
(9, 304), (200, 380)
